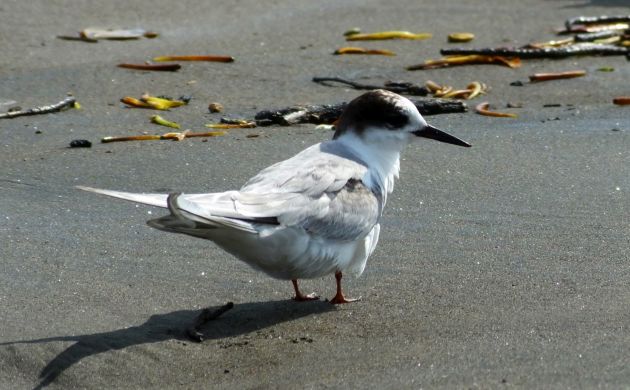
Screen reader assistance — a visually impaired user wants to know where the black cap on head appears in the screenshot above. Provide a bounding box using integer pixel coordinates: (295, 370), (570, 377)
(333, 90), (410, 139)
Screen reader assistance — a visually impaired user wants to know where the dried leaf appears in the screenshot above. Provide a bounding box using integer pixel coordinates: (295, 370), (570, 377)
(121, 95), (187, 110)
(141, 95), (187, 110)
(346, 31), (432, 41)
(153, 55), (234, 63)
(334, 47), (396, 56)
(151, 115), (180, 129)
(408, 55), (521, 70)
(118, 63), (181, 71)
(121, 97), (154, 109)
(205, 122), (256, 129)
(466, 82), (484, 100)
(613, 96), (630, 105)
(529, 70), (586, 82)
(476, 102), (517, 118)
(448, 33), (475, 43)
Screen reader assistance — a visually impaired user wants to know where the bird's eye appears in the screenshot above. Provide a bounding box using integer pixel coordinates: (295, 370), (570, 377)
(384, 112), (408, 129)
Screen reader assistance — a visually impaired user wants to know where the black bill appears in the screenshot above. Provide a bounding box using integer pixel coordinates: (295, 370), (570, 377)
(412, 125), (471, 147)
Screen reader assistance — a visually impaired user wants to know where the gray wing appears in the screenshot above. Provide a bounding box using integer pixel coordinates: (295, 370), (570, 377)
(174, 142), (380, 241)
(299, 178), (380, 240)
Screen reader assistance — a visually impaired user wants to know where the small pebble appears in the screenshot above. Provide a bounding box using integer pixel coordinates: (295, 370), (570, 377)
(69, 139), (92, 148)
(208, 102), (224, 113)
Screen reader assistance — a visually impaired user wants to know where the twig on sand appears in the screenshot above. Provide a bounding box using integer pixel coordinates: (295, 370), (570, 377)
(312, 76), (429, 96)
(255, 97), (466, 126)
(101, 130), (226, 143)
(0, 96), (76, 119)
(186, 302), (235, 342)
(440, 43), (630, 59)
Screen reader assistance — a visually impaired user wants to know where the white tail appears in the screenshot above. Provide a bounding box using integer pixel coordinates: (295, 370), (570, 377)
(75, 186), (169, 208)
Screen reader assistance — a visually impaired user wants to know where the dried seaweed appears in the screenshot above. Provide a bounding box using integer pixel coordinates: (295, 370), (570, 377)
(440, 43), (630, 58)
(565, 15), (630, 30)
(312, 76), (429, 96)
(254, 98), (466, 126)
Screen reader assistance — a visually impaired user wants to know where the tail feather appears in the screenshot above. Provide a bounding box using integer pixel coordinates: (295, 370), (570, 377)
(76, 186), (168, 208)
(78, 187), (259, 236)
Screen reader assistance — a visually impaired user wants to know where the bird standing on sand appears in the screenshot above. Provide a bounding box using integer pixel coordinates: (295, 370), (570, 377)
(79, 90), (470, 306)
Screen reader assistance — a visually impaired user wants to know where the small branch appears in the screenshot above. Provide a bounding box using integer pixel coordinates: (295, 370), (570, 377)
(529, 70), (587, 82)
(0, 96), (76, 119)
(574, 30), (622, 42)
(440, 43), (630, 59)
(101, 129), (226, 143)
(117, 63), (181, 71)
(153, 55), (234, 63)
(255, 98), (466, 126)
(565, 15), (630, 29)
(312, 76), (429, 96)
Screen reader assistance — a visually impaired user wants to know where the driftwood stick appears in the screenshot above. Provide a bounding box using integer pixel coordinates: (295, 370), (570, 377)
(0, 96), (76, 119)
(255, 98), (467, 126)
(565, 15), (630, 29)
(440, 44), (630, 59)
(574, 30), (622, 42)
(312, 76), (429, 96)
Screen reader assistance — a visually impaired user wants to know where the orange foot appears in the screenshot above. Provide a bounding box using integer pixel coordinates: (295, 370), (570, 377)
(291, 279), (320, 301)
(328, 271), (361, 304)
(328, 292), (361, 304)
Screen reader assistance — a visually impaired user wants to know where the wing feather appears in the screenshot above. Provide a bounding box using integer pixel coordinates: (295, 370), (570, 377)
(80, 141), (380, 242)
(172, 142), (380, 241)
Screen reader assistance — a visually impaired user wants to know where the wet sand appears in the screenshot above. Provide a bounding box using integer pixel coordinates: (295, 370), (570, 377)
(1, 0), (630, 388)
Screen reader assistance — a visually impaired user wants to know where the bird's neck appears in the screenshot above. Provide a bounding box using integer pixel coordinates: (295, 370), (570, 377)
(337, 133), (402, 197)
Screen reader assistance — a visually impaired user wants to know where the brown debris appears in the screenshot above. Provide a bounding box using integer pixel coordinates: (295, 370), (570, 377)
(117, 63), (181, 71)
(58, 27), (158, 42)
(101, 130), (226, 143)
(333, 47), (395, 56)
(408, 55), (521, 70)
(475, 102), (517, 118)
(0, 96), (77, 119)
(153, 55), (234, 63)
(529, 70), (587, 82)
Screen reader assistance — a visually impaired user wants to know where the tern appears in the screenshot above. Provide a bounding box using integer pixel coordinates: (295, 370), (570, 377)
(78, 90), (470, 307)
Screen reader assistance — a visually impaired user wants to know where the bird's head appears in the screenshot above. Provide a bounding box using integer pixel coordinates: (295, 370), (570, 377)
(333, 89), (471, 149)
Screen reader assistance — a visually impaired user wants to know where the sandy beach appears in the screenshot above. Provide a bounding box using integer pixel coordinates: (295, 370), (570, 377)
(2, 0), (630, 388)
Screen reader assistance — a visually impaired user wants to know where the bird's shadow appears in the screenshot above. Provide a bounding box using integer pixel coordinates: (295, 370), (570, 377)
(0, 300), (335, 389)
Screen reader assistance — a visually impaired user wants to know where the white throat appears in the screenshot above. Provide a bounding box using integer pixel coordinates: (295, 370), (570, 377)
(336, 131), (404, 200)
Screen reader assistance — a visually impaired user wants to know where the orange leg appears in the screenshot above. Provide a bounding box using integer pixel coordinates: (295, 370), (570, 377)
(291, 279), (319, 301)
(328, 271), (361, 304)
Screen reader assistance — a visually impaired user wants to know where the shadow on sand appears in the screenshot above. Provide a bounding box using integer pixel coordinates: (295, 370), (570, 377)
(0, 299), (334, 389)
